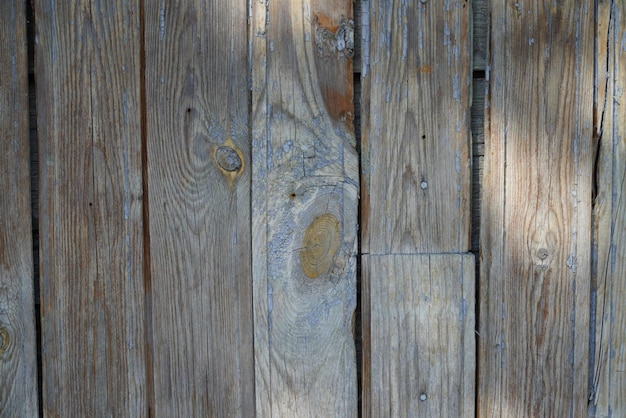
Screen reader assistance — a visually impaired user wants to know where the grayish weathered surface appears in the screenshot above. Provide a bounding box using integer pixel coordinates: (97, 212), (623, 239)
(591, 0), (626, 415)
(361, 0), (472, 254)
(479, 2), (593, 416)
(360, 1), (475, 416)
(252, 0), (359, 415)
(36, 1), (147, 416)
(144, 0), (254, 415)
(0, 1), (38, 415)
(364, 254), (475, 418)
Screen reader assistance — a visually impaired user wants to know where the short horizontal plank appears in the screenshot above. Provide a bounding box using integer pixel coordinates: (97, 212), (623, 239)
(364, 254), (475, 417)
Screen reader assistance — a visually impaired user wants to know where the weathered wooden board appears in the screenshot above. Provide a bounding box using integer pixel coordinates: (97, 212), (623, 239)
(36, 1), (147, 416)
(361, 0), (472, 254)
(479, 2), (593, 416)
(361, 1), (474, 416)
(251, 0), (359, 415)
(0, 1), (38, 415)
(364, 254), (475, 417)
(591, 0), (626, 415)
(143, 0), (254, 415)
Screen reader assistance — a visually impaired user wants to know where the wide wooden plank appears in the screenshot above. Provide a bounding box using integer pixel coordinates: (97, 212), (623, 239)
(478, 2), (593, 416)
(591, 0), (626, 415)
(361, 0), (472, 254)
(364, 254), (475, 417)
(251, 0), (359, 415)
(0, 1), (38, 415)
(36, 2), (147, 416)
(143, 1), (254, 415)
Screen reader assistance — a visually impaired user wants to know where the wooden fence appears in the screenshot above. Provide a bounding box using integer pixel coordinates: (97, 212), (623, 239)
(1, 0), (625, 416)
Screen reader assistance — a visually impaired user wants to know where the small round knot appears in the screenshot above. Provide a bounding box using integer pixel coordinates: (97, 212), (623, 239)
(537, 248), (549, 260)
(216, 146), (242, 172)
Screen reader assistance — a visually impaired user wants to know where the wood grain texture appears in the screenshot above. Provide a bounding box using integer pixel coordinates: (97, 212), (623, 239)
(591, 0), (626, 415)
(478, 2), (593, 416)
(36, 1), (147, 416)
(0, 1), (38, 415)
(143, 0), (254, 415)
(361, 0), (472, 254)
(364, 254), (475, 418)
(251, 0), (359, 415)
(360, 2), (474, 416)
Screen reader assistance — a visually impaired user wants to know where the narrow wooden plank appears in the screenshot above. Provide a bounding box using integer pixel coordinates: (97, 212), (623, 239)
(591, 0), (626, 415)
(361, 2), (473, 415)
(472, 0), (489, 71)
(144, 1), (254, 415)
(0, 1), (38, 415)
(36, 2), (147, 415)
(361, 0), (472, 254)
(251, 0), (359, 415)
(364, 254), (475, 417)
(478, 2), (593, 416)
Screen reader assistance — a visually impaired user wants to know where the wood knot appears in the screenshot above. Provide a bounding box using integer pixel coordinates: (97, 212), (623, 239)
(314, 16), (354, 58)
(216, 146), (243, 172)
(300, 214), (340, 279)
(0, 326), (10, 354)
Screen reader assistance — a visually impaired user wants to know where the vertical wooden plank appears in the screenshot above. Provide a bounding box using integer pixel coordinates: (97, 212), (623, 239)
(0, 1), (38, 415)
(591, 0), (626, 415)
(251, 0), (359, 415)
(144, 0), (254, 415)
(479, 2), (593, 417)
(365, 254), (475, 417)
(361, 1), (473, 416)
(36, 1), (147, 416)
(361, 0), (472, 255)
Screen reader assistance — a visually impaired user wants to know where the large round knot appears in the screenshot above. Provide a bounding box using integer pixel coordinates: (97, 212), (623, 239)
(300, 213), (340, 279)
